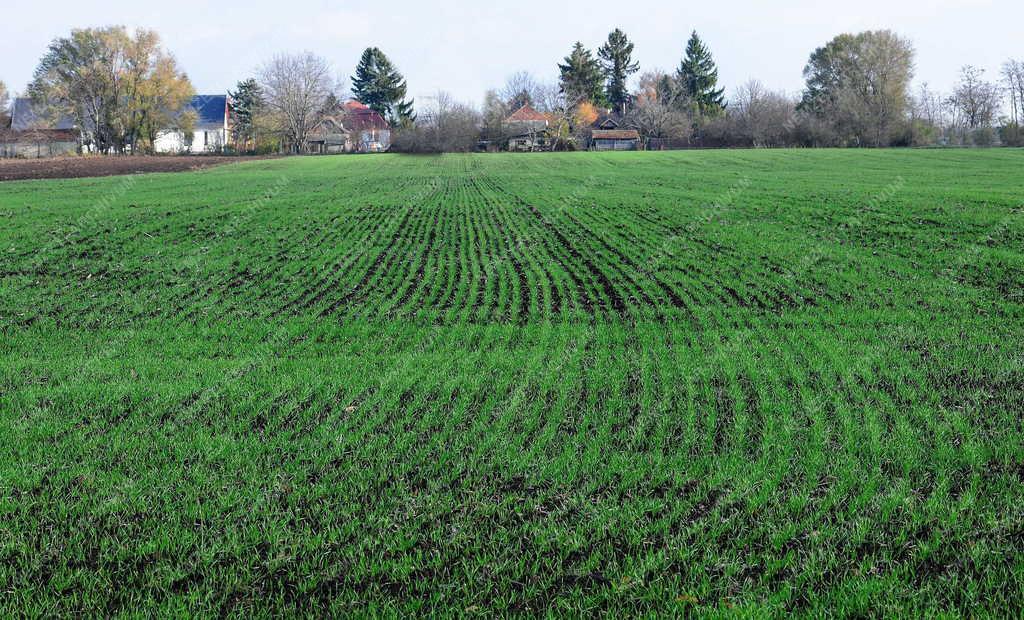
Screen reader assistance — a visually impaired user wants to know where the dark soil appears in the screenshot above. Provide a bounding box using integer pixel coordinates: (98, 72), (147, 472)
(0, 155), (276, 182)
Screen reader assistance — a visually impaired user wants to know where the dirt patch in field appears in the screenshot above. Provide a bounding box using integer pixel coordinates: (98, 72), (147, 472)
(0, 155), (277, 182)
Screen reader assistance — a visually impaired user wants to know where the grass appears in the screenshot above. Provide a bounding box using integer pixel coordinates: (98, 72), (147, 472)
(0, 149), (1022, 616)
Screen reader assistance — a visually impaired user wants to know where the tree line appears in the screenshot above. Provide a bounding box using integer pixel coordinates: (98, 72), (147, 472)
(406, 28), (1024, 151)
(0, 26), (417, 155)
(3, 25), (1023, 153)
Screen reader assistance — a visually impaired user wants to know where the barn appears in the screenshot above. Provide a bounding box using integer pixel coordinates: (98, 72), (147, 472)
(3, 99), (80, 158)
(591, 129), (642, 151)
(0, 129), (79, 158)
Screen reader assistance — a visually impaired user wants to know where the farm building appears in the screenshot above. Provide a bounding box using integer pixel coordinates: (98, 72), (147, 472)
(307, 116), (349, 154)
(586, 112), (641, 150)
(504, 104), (552, 151)
(307, 101), (391, 154)
(591, 129), (642, 151)
(10, 97), (78, 132)
(0, 129), (79, 158)
(153, 95), (230, 154)
(2, 98), (81, 158)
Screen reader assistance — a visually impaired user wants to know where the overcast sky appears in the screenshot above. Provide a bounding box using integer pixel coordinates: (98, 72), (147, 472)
(2, 0), (1020, 105)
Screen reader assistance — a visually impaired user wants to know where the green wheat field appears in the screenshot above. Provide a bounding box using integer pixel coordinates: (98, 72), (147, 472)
(1, 150), (1022, 615)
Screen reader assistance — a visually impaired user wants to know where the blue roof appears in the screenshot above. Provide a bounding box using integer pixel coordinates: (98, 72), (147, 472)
(188, 95), (227, 129)
(9, 95), (226, 132)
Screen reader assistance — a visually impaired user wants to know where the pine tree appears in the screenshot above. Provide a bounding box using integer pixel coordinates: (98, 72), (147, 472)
(598, 29), (640, 114)
(676, 31), (726, 116)
(229, 78), (263, 148)
(558, 42), (606, 107)
(351, 47), (415, 127)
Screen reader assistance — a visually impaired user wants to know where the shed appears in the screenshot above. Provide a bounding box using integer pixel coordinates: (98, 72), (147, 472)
(591, 129), (641, 151)
(0, 129), (80, 158)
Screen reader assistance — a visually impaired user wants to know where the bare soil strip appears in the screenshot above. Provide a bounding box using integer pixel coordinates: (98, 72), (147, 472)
(0, 155), (275, 182)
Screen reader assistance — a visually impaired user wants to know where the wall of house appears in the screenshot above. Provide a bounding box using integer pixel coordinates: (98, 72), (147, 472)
(352, 129), (391, 152)
(593, 139), (638, 151)
(154, 129), (227, 154)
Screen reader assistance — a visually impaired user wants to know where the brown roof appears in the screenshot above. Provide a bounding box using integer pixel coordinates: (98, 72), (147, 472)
(505, 104), (548, 123)
(592, 129), (640, 140)
(340, 101), (390, 132)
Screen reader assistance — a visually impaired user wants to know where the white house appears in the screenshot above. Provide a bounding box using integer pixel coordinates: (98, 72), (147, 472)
(154, 95), (230, 154)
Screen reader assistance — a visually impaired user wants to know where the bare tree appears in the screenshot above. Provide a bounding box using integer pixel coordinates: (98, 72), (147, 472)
(948, 66), (1002, 130)
(258, 52), (334, 153)
(1003, 60), (1024, 127)
(536, 89), (589, 150)
(909, 83), (950, 145)
(0, 81), (9, 127)
(728, 80), (796, 147)
(912, 83), (947, 128)
(501, 71), (546, 111)
(625, 96), (692, 144)
(393, 91), (480, 153)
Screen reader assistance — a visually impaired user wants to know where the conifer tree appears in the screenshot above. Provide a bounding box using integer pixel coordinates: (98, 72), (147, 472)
(351, 47), (415, 126)
(558, 42), (605, 107)
(598, 29), (640, 113)
(676, 31), (726, 116)
(229, 78), (264, 148)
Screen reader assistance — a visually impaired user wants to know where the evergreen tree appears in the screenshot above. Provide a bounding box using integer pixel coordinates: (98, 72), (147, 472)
(351, 47), (415, 126)
(228, 78), (264, 148)
(676, 31), (726, 116)
(598, 29), (640, 114)
(558, 42), (605, 107)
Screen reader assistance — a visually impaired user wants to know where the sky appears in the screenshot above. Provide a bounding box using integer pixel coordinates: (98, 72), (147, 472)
(1, 0), (1020, 106)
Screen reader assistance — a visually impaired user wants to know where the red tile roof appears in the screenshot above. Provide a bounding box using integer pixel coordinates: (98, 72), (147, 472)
(505, 104), (548, 123)
(336, 101), (390, 131)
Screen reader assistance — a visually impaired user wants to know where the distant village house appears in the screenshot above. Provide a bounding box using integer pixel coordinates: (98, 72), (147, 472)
(307, 101), (391, 154)
(588, 114), (641, 151)
(154, 95), (231, 154)
(1, 98), (80, 158)
(503, 104), (551, 152)
(2, 95), (231, 157)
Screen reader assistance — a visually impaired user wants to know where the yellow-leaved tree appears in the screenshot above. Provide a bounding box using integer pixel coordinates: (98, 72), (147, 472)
(30, 26), (193, 154)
